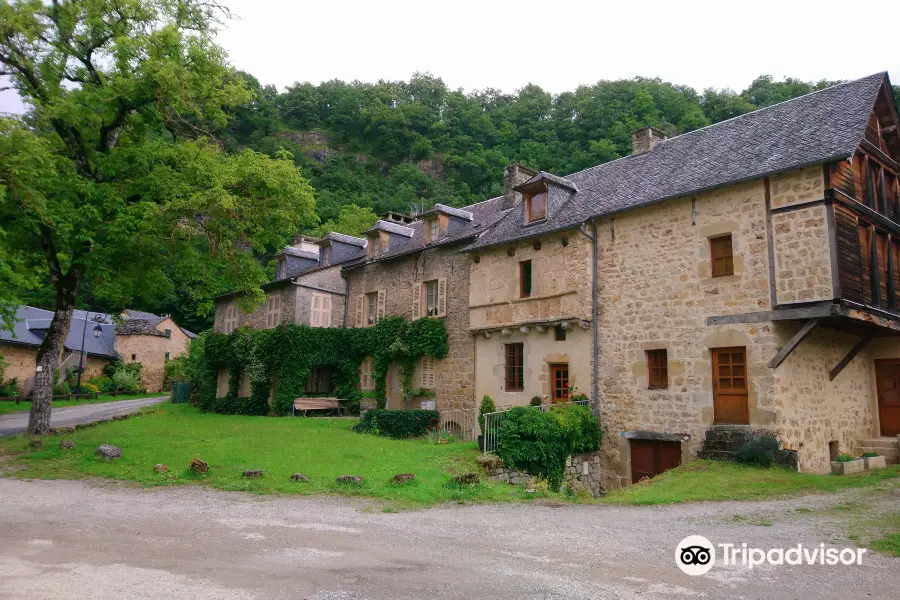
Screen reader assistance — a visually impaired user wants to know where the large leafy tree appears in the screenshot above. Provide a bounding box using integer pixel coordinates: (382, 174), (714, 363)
(0, 0), (316, 434)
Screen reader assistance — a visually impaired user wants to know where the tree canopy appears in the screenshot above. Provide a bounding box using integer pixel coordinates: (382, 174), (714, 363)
(0, 0), (316, 432)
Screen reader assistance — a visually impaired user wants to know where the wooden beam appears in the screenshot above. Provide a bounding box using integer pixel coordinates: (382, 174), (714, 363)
(707, 304), (839, 326)
(768, 319), (820, 369)
(829, 337), (872, 381)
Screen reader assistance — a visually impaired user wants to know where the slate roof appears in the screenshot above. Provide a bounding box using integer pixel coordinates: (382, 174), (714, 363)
(0, 306), (118, 358)
(518, 171), (578, 192)
(122, 309), (165, 327)
(342, 195), (512, 269)
(322, 232), (367, 248)
(363, 219), (416, 237)
(418, 203), (475, 221)
(117, 319), (167, 337)
(465, 72), (889, 252)
(280, 247), (319, 260)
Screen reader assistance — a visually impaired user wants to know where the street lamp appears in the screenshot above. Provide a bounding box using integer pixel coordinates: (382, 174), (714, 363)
(75, 312), (104, 395)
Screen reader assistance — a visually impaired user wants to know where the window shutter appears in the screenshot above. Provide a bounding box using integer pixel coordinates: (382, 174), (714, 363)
(310, 295), (320, 327)
(377, 289), (386, 321)
(355, 294), (364, 327)
(323, 296), (332, 327)
(412, 282), (421, 320)
(437, 277), (448, 317)
(421, 356), (435, 388)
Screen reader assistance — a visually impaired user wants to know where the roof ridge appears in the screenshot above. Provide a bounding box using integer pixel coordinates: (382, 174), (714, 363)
(560, 72), (887, 182)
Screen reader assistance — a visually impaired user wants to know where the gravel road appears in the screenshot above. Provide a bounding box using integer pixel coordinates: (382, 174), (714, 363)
(0, 396), (168, 436)
(0, 478), (896, 599)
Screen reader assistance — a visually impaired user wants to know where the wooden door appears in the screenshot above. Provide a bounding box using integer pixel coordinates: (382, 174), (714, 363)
(630, 440), (682, 483)
(550, 364), (569, 403)
(712, 347), (749, 424)
(876, 359), (900, 435)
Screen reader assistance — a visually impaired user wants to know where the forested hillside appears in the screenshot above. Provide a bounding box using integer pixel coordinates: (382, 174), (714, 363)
(218, 72), (899, 236)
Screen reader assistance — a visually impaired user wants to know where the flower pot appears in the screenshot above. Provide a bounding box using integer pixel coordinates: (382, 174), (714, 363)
(863, 455), (887, 470)
(831, 459), (864, 475)
(477, 435), (485, 452)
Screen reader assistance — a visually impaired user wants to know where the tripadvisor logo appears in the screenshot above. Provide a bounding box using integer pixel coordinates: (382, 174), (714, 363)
(676, 535), (868, 575)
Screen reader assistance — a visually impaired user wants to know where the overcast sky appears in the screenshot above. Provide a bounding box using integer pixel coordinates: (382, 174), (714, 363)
(2, 0), (898, 113)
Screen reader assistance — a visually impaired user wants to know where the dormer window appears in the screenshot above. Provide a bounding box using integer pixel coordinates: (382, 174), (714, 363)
(368, 236), (380, 259)
(276, 259), (286, 279)
(321, 245), (331, 266)
(426, 218), (440, 244)
(526, 191), (548, 223)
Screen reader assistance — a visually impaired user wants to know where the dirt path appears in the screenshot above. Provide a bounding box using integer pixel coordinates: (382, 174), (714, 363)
(0, 479), (896, 599)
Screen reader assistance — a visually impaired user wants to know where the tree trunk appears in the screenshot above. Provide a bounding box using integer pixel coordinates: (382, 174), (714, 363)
(26, 284), (78, 436)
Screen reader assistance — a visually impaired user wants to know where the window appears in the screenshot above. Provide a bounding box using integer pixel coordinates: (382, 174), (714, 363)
(550, 363), (569, 402)
(305, 366), (334, 395)
(131, 354), (136, 361)
(424, 280), (439, 316)
(164, 352), (170, 362)
(526, 192), (547, 223)
(504, 343), (524, 391)
(647, 349), (668, 389)
(366, 292), (378, 325)
(310, 293), (333, 327)
(710, 234), (734, 277)
(223, 305), (238, 334)
(420, 356), (435, 388)
(426, 218), (440, 244)
(276, 259), (285, 278)
(265, 295), (282, 328)
(164, 328), (171, 339)
(359, 356), (374, 390)
(554, 325), (566, 341)
(520, 260), (532, 298)
(321, 246), (331, 266)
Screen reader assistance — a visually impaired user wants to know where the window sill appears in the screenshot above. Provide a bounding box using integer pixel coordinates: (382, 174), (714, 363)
(648, 386), (669, 391)
(505, 388), (524, 393)
(523, 218), (547, 228)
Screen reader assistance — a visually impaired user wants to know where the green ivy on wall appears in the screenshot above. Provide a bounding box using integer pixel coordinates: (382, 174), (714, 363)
(198, 316), (448, 415)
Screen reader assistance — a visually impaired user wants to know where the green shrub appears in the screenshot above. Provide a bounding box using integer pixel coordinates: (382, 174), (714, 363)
(735, 435), (780, 467)
(53, 381), (71, 396)
(551, 403), (604, 454)
(834, 453), (856, 463)
(530, 396), (543, 407)
(0, 377), (22, 397)
(111, 369), (140, 393)
(354, 409), (439, 439)
(862, 452), (879, 458)
(198, 394), (269, 416)
(478, 395), (495, 431)
(497, 407), (569, 488)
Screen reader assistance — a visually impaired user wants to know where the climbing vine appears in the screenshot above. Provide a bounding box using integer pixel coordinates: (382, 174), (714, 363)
(197, 317), (448, 415)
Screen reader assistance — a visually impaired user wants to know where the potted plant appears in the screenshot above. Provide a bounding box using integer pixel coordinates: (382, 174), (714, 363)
(530, 395), (543, 407)
(861, 451), (886, 470)
(831, 452), (864, 475)
(477, 395), (495, 452)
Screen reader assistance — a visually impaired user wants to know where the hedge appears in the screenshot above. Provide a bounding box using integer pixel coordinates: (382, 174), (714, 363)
(497, 404), (603, 489)
(354, 409), (439, 439)
(198, 394), (269, 416)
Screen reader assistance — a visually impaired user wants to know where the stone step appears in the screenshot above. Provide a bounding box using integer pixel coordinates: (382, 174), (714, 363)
(697, 450), (736, 461)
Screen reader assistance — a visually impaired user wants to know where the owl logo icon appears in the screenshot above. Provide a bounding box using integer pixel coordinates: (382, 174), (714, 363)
(676, 535), (716, 575)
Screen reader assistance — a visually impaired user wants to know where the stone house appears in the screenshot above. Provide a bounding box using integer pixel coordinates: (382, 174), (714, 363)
(213, 73), (900, 487)
(462, 72), (900, 487)
(0, 306), (194, 394)
(213, 232), (366, 396)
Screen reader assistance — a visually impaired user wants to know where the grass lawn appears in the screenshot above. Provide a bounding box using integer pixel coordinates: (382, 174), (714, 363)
(602, 460), (900, 505)
(0, 393), (166, 416)
(0, 403), (540, 507)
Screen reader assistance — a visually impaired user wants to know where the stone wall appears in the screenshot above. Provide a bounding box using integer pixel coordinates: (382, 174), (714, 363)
(772, 205), (833, 304)
(344, 243), (475, 412)
(594, 177), (778, 488)
(769, 165), (825, 209)
(775, 325), (900, 472)
(295, 287), (345, 328)
(114, 335), (167, 392)
(214, 283), (296, 333)
(0, 342), (37, 383)
(478, 452), (605, 497)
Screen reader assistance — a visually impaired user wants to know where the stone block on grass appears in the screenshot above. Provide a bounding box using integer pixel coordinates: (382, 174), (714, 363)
(59, 440), (75, 451)
(96, 444), (122, 460)
(290, 473), (310, 482)
(188, 457), (209, 474)
(242, 469), (264, 479)
(153, 464), (168, 473)
(390, 473), (415, 485)
(336, 475), (364, 485)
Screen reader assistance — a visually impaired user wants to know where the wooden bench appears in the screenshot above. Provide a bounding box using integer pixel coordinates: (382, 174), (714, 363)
(292, 397), (345, 417)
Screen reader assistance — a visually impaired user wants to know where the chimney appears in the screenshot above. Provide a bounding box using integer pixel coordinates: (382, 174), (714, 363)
(631, 127), (667, 155)
(501, 163), (538, 210)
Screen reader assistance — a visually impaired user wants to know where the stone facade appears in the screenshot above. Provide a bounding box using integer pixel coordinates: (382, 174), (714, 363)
(112, 317), (191, 393)
(0, 342), (38, 383)
(772, 205), (833, 304)
(769, 165), (825, 209)
(344, 243), (475, 412)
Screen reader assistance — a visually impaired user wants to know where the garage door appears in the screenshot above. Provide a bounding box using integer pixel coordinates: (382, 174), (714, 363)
(630, 439), (682, 483)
